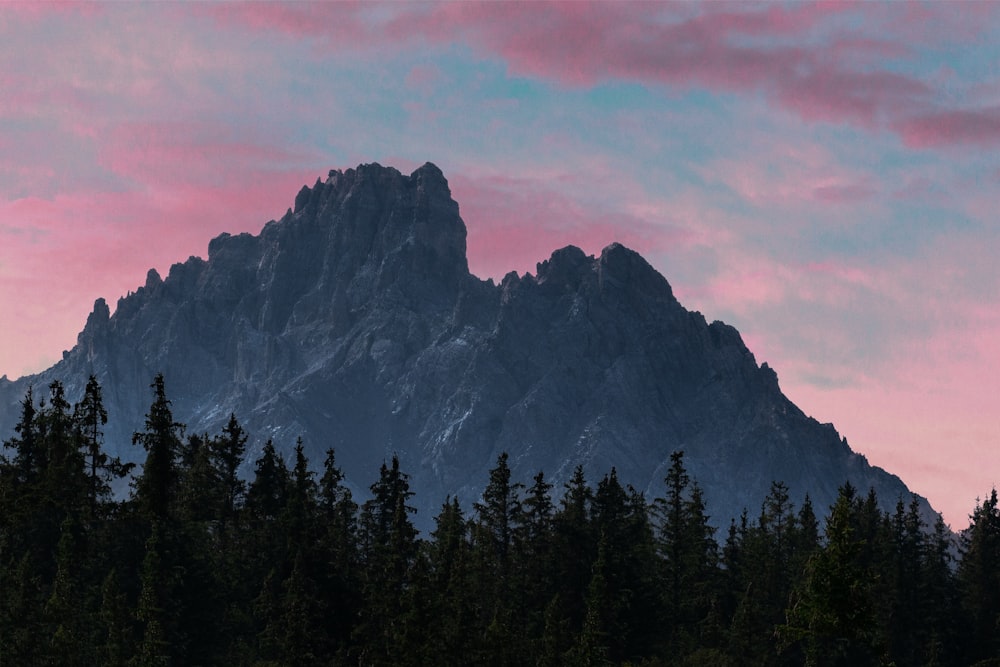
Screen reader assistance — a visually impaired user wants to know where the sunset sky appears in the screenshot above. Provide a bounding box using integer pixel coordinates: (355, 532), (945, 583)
(3, 2), (1000, 529)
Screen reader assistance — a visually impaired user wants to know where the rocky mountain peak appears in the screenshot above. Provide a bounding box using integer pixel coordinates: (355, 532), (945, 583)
(0, 161), (938, 532)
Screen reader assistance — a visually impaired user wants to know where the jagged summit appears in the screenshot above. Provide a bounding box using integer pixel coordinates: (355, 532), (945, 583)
(0, 162), (936, 530)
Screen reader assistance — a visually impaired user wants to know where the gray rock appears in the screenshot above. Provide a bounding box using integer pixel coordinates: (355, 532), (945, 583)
(0, 162), (936, 531)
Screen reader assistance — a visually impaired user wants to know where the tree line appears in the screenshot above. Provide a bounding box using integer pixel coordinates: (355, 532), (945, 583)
(1, 375), (999, 666)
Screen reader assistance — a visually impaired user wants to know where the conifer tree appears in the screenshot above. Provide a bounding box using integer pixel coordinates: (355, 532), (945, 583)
(246, 439), (288, 521)
(209, 413), (248, 529)
(46, 515), (91, 666)
(551, 465), (596, 642)
(132, 374), (184, 521)
(317, 448), (360, 655)
(958, 488), (1000, 663)
(779, 483), (883, 666)
(0, 553), (47, 664)
(516, 470), (556, 659)
(284, 438), (318, 548)
(471, 452), (525, 661)
(176, 433), (221, 523)
(6, 385), (40, 485)
(654, 451), (719, 655)
(357, 455), (419, 665)
(424, 497), (475, 665)
(134, 523), (183, 666)
(74, 375), (132, 516)
(39, 380), (88, 521)
(99, 569), (134, 667)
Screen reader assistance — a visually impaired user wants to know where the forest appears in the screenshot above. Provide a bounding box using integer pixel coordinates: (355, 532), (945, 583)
(1, 375), (999, 666)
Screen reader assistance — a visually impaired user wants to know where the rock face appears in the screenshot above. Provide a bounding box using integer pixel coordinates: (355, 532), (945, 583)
(0, 162), (933, 529)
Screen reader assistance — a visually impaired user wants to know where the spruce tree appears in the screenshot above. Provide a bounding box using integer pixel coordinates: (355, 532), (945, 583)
(317, 448), (360, 656)
(471, 452), (525, 662)
(209, 413), (248, 531)
(958, 488), (1000, 663)
(551, 465), (595, 644)
(653, 451), (719, 656)
(45, 515), (92, 666)
(74, 375), (132, 516)
(132, 374), (184, 521)
(779, 483), (883, 666)
(357, 455), (419, 665)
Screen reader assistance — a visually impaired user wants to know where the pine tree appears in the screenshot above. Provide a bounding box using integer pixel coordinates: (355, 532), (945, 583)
(277, 550), (325, 667)
(551, 465), (596, 644)
(779, 483), (883, 666)
(133, 523), (183, 666)
(99, 569), (134, 667)
(317, 448), (360, 656)
(74, 375), (132, 516)
(284, 438), (318, 548)
(39, 380), (89, 522)
(728, 482), (806, 666)
(132, 375), (184, 521)
(568, 530), (614, 667)
(517, 470), (556, 660)
(45, 515), (92, 666)
(209, 413), (248, 531)
(246, 439), (288, 521)
(653, 450), (719, 656)
(176, 433), (221, 522)
(0, 553), (47, 664)
(958, 488), (1000, 663)
(6, 385), (40, 486)
(920, 513), (961, 666)
(357, 455), (419, 665)
(471, 452), (525, 663)
(424, 497), (475, 665)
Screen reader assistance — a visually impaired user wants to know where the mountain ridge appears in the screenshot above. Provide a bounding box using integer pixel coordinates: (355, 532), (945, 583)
(0, 161), (935, 529)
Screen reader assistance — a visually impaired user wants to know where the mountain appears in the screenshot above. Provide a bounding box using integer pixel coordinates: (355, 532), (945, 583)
(0, 162), (934, 529)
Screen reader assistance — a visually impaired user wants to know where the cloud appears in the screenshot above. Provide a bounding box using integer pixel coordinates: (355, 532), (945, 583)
(897, 107), (1000, 148)
(450, 173), (696, 281)
(192, 1), (1000, 152)
(811, 181), (878, 204)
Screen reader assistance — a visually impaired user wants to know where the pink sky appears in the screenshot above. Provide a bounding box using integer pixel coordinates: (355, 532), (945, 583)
(3, 2), (1000, 529)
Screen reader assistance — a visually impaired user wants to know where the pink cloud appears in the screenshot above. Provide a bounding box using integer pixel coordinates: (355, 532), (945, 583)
(450, 173), (694, 281)
(396, 2), (935, 131)
(195, 1), (1000, 149)
(405, 64), (442, 94)
(99, 120), (320, 188)
(812, 181), (878, 203)
(196, 2), (373, 44)
(897, 107), (1000, 148)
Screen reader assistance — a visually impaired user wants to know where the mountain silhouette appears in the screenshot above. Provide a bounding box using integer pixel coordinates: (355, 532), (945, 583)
(0, 162), (934, 529)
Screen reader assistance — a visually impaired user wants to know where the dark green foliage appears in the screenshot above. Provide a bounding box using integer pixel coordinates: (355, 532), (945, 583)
(0, 375), (987, 666)
(131, 374), (184, 521)
(76, 374), (133, 516)
(959, 488), (1000, 664)
(356, 454), (419, 665)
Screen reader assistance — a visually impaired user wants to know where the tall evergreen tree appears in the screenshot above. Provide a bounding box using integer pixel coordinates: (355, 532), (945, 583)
(959, 488), (1000, 664)
(245, 439), (288, 522)
(131, 374), (184, 521)
(357, 455), (419, 665)
(550, 464), (596, 647)
(654, 451), (719, 656)
(317, 448), (360, 656)
(779, 483), (884, 666)
(133, 523), (184, 666)
(74, 375), (132, 516)
(471, 452), (525, 663)
(99, 569), (134, 667)
(209, 413), (248, 530)
(424, 497), (476, 666)
(46, 514), (92, 666)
